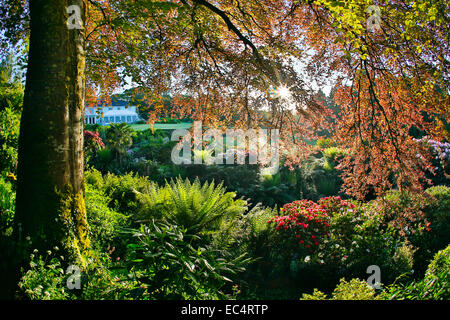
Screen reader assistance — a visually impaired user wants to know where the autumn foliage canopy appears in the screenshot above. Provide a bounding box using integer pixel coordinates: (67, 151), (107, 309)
(1, 0), (448, 198)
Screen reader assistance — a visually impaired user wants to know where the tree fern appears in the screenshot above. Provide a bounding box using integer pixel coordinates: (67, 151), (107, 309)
(134, 177), (247, 238)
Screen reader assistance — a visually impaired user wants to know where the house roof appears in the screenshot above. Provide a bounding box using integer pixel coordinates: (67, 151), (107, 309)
(85, 103), (139, 117)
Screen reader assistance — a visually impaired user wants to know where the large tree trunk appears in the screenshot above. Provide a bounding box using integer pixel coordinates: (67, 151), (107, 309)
(15, 0), (89, 257)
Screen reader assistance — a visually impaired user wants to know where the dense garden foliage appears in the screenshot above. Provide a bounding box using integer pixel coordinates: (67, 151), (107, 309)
(1, 113), (448, 299)
(0, 0), (448, 303)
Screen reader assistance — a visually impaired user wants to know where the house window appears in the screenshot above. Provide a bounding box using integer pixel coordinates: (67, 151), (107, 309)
(132, 116), (137, 122)
(121, 116), (126, 122)
(127, 116), (131, 122)
(115, 116), (120, 122)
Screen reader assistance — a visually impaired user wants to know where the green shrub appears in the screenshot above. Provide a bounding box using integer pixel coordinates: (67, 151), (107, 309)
(368, 189), (428, 236)
(228, 205), (288, 299)
(322, 147), (348, 163)
(214, 204), (272, 249)
(316, 203), (414, 288)
(133, 136), (176, 165)
(302, 278), (379, 300)
(85, 169), (104, 190)
(103, 172), (153, 215)
(18, 249), (70, 300)
(332, 278), (380, 300)
(0, 78), (22, 175)
(316, 138), (336, 149)
(368, 186), (450, 276)
(383, 245), (450, 300)
(133, 128), (167, 144)
(131, 161), (185, 185)
(0, 175), (15, 233)
(410, 186), (450, 274)
(256, 172), (297, 208)
(299, 157), (344, 200)
(183, 164), (260, 198)
(85, 184), (129, 252)
(124, 221), (249, 299)
(260, 196), (415, 292)
(95, 148), (114, 170)
(0, 106), (21, 174)
(301, 288), (329, 300)
(18, 249), (135, 300)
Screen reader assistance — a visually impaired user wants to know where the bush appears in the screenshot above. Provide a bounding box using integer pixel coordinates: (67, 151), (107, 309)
(302, 278), (379, 300)
(368, 189), (428, 234)
(368, 186), (450, 276)
(299, 156), (344, 200)
(268, 199), (332, 254)
(85, 169), (104, 190)
(103, 172), (153, 215)
(383, 245), (450, 300)
(0, 106), (21, 174)
(316, 138), (336, 149)
(133, 128), (167, 144)
(329, 278), (379, 300)
(0, 175), (15, 233)
(124, 221), (249, 299)
(85, 184), (129, 252)
(18, 249), (70, 300)
(227, 205), (292, 299)
(133, 137), (177, 165)
(18, 249), (135, 300)
(262, 196), (416, 294)
(410, 186), (450, 274)
(316, 201), (414, 288)
(94, 148), (115, 171)
(322, 147), (348, 164)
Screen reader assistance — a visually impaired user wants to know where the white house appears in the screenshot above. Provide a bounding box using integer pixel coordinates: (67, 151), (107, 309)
(84, 100), (142, 125)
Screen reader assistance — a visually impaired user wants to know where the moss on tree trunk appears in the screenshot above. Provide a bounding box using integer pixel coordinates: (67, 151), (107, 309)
(14, 0), (89, 260)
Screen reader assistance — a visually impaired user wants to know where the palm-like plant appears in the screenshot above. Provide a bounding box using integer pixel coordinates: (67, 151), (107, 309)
(135, 178), (248, 237)
(106, 123), (134, 163)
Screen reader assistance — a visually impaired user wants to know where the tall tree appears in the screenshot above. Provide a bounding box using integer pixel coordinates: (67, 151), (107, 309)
(15, 0), (89, 256)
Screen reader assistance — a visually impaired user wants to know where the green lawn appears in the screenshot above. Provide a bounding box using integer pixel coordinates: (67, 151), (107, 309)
(130, 122), (192, 131)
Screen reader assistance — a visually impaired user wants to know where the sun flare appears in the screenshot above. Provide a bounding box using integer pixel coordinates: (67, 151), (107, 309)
(277, 85), (291, 99)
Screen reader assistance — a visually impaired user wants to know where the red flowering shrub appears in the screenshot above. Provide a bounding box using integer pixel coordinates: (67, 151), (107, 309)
(268, 197), (358, 253)
(84, 130), (105, 149)
(317, 196), (356, 215)
(84, 130), (105, 165)
(268, 199), (329, 252)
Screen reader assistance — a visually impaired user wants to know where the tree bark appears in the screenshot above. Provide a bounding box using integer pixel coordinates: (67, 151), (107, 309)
(14, 0), (89, 258)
